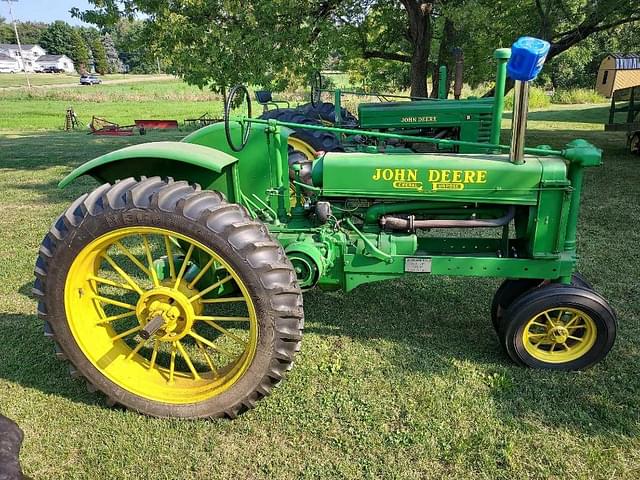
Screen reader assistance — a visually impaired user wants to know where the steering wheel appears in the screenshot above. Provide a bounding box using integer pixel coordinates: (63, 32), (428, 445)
(224, 84), (252, 152)
(310, 71), (322, 107)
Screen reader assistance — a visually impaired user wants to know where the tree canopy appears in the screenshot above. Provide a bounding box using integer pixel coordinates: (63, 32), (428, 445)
(73, 1), (640, 96)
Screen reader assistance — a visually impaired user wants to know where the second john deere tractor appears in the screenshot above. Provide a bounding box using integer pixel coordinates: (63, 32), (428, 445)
(261, 48), (511, 158)
(34, 38), (617, 420)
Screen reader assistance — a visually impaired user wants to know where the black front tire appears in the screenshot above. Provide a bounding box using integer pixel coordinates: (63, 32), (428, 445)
(499, 285), (616, 371)
(491, 273), (592, 332)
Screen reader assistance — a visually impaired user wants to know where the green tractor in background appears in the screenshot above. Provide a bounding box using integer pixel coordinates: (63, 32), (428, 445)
(260, 48), (510, 160)
(34, 38), (617, 419)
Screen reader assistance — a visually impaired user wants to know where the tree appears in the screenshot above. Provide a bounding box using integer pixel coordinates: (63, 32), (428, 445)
(40, 21), (92, 71)
(39, 21), (75, 56)
(91, 37), (109, 74)
(69, 28), (91, 72)
(0, 17), (11, 44)
(102, 33), (124, 73)
(73, 1), (640, 96)
(447, 0), (640, 94)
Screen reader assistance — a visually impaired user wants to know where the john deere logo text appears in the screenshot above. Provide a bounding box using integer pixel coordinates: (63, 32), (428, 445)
(428, 169), (487, 191)
(400, 116), (437, 123)
(372, 168), (423, 191)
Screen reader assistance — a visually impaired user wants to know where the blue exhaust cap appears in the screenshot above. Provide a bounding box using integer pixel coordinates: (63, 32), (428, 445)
(507, 37), (551, 82)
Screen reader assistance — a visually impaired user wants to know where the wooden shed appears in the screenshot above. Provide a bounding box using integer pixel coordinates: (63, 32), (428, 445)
(596, 53), (640, 98)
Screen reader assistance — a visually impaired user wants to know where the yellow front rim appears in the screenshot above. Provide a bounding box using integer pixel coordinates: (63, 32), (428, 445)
(288, 137), (316, 160)
(522, 308), (597, 363)
(64, 227), (258, 404)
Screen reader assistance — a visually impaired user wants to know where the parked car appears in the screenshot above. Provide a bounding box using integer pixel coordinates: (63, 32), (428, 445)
(80, 74), (102, 85)
(42, 66), (65, 73)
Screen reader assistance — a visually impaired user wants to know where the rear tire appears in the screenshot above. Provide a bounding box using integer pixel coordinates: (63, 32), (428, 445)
(297, 102), (358, 127)
(259, 108), (342, 152)
(34, 177), (304, 418)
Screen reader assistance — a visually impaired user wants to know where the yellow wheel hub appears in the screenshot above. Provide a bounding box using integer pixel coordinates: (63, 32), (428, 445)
(64, 226), (258, 404)
(136, 287), (195, 342)
(522, 308), (597, 363)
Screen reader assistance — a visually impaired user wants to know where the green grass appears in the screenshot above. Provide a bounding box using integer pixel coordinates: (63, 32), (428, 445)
(0, 79), (225, 132)
(0, 86), (639, 479)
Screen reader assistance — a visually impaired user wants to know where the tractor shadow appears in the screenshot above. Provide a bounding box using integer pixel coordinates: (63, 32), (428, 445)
(302, 274), (640, 437)
(0, 129), (182, 172)
(0, 312), (104, 409)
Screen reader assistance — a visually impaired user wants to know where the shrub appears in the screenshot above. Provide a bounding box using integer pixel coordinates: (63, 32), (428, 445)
(504, 86), (551, 110)
(551, 88), (606, 104)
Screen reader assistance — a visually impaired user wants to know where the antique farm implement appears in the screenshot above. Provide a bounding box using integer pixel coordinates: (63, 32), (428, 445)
(34, 38), (617, 419)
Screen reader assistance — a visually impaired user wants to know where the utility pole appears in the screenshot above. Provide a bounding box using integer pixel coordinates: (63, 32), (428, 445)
(2, 0), (31, 89)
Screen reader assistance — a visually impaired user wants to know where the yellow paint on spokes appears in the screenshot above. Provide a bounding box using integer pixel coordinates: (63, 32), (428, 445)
(522, 307), (597, 364)
(64, 226), (258, 404)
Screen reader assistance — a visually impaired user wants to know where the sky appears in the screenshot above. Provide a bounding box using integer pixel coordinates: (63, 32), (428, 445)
(1, 0), (93, 26)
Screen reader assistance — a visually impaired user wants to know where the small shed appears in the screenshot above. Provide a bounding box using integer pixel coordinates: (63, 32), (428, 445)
(596, 53), (640, 98)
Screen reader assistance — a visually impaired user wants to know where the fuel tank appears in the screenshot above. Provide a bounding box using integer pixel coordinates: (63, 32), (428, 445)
(311, 151), (567, 205)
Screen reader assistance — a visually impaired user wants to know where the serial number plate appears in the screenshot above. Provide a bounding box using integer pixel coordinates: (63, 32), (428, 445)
(405, 257), (432, 273)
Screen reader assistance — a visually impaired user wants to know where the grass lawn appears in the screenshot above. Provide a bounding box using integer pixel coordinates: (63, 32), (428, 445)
(0, 84), (639, 479)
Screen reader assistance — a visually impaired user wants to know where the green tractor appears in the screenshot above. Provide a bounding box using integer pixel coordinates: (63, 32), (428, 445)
(34, 38), (617, 419)
(261, 48), (510, 158)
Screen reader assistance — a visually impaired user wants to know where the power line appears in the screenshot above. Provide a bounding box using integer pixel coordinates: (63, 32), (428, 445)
(2, 0), (31, 89)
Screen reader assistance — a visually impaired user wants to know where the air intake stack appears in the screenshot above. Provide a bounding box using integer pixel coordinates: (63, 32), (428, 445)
(506, 37), (550, 164)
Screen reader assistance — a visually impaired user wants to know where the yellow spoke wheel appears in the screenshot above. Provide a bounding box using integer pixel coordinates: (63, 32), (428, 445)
(65, 227), (258, 404)
(34, 178), (303, 418)
(522, 308), (597, 363)
(499, 284), (617, 371)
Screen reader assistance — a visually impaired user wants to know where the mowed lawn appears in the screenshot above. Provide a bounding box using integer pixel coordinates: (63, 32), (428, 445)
(0, 83), (639, 479)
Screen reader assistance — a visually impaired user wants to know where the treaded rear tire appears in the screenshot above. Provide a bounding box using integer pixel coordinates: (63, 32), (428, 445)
(34, 177), (304, 419)
(297, 101), (358, 127)
(259, 108), (343, 152)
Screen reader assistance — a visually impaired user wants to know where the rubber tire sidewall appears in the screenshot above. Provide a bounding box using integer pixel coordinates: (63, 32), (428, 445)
(501, 285), (616, 371)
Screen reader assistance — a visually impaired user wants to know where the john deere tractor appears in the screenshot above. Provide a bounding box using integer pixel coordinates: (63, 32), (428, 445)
(261, 48), (510, 157)
(35, 38), (617, 419)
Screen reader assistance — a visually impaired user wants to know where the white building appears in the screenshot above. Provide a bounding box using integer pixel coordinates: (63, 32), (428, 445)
(0, 44), (46, 72)
(0, 52), (20, 73)
(34, 54), (75, 73)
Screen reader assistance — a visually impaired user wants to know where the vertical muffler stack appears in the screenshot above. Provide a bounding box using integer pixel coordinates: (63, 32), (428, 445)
(506, 37), (551, 164)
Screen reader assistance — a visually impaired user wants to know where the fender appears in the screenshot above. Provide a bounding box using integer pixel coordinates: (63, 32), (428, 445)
(59, 141), (238, 192)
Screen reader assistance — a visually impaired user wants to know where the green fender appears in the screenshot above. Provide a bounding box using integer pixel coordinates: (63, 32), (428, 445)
(58, 141), (239, 196)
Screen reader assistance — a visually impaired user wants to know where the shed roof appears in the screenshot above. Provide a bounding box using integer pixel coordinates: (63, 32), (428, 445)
(609, 53), (640, 70)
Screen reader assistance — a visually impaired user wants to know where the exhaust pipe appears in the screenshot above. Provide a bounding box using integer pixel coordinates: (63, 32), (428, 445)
(510, 80), (529, 164)
(380, 206), (515, 231)
(506, 37), (551, 164)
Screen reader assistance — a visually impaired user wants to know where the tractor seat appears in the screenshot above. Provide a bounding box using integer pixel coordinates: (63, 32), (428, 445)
(255, 90), (290, 113)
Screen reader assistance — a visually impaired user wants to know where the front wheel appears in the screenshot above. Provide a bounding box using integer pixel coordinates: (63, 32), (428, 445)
(499, 285), (616, 370)
(34, 177), (303, 418)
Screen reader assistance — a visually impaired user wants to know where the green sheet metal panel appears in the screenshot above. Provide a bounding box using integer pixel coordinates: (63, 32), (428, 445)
(357, 98), (494, 129)
(315, 151), (561, 205)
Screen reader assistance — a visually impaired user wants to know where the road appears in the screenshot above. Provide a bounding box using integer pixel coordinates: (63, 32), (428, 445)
(0, 74), (174, 90)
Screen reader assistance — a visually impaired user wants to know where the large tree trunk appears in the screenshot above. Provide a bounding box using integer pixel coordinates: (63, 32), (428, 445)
(401, 1), (434, 98)
(431, 17), (455, 98)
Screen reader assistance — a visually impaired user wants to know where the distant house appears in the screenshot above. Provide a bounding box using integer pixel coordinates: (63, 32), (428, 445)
(596, 53), (640, 98)
(34, 54), (75, 73)
(0, 52), (20, 73)
(0, 44), (46, 72)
